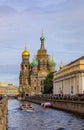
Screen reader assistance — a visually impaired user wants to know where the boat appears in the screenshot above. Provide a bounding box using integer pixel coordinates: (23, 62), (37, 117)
(20, 103), (34, 111)
(41, 102), (52, 108)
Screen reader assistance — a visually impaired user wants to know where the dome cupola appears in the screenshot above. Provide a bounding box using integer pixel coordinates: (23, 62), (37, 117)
(40, 32), (45, 41)
(60, 64), (63, 70)
(59, 62), (63, 70)
(22, 46), (30, 57)
(31, 56), (38, 67)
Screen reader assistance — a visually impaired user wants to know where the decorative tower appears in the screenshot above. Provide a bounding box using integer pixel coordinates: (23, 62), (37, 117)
(34, 32), (50, 94)
(37, 32), (50, 71)
(31, 56), (38, 74)
(19, 46), (31, 95)
(30, 56), (38, 95)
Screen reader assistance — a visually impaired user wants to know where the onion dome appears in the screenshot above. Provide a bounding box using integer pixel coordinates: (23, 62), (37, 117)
(22, 46), (30, 57)
(31, 58), (38, 67)
(49, 56), (56, 67)
(59, 63), (63, 70)
(40, 32), (45, 41)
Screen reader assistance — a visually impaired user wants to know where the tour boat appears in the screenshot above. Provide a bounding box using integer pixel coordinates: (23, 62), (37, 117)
(41, 102), (52, 108)
(20, 103), (34, 112)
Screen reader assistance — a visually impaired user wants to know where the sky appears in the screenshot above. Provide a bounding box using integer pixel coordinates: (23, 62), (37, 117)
(0, 0), (84, 86)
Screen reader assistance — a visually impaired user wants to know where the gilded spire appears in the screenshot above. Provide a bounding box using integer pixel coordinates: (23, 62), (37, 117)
(42, 31), (44, 38)
(40, 31), (45, 50)
(24, 43), (27, 51)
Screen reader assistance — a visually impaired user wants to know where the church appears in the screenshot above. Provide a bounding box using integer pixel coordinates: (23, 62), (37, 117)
(19, 33), (56, 95)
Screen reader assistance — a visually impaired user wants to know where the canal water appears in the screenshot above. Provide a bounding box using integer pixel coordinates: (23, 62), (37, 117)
(8, 99), (84, 130)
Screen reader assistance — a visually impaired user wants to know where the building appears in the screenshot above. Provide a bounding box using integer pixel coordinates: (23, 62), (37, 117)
(53, 56), (84, 95)
(0, 83), (19, 96)
(19, 33), (56, 95)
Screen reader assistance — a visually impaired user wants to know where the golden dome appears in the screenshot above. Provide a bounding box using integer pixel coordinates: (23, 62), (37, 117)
(22, 47), (30, 57)
(60, 64), (63, 70)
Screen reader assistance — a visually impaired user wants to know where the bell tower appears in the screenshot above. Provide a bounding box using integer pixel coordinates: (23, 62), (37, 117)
(37, 32), (50, 71)
(19, 46), (30, 94)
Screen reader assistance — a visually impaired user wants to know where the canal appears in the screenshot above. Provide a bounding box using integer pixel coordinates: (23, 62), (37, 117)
(8, 99), (84, 130)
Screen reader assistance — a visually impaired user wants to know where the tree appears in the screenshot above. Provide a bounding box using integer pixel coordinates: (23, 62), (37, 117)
(43, 72), (55, 94)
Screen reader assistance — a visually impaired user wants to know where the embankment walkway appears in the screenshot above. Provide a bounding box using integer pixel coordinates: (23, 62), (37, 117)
(26, 94), (84, 116)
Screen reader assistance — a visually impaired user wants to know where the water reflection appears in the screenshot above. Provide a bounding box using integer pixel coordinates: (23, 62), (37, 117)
(8, 99), (84, 130)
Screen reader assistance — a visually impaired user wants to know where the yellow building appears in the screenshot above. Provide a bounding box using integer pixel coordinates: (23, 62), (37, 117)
(0, 83), (19, 96)
(53, 56), (84, 95)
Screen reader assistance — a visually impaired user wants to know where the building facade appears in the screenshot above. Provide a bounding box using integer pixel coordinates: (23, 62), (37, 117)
(53, 56), (84, 95)
(19, 33), (56, 95)
(0, 83), (19, 96)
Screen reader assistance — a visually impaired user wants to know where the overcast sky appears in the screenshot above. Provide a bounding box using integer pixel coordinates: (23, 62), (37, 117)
(0, 0), (84, 86)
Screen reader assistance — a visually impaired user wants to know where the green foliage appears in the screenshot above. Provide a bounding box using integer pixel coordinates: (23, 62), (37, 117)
(43, 72), (54, 94)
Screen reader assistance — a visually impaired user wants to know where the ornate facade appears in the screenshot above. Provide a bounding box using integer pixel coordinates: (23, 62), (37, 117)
(53, 56), (84, 95)
(19, 33), (56, 95)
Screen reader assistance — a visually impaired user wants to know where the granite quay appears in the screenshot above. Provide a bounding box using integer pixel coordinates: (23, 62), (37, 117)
(25, 94), (84, 116)
(0, 96), (8, 130)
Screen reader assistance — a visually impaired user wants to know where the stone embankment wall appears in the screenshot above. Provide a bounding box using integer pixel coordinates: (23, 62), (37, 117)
(26, 95), (84, 116)
(0, 98), (8, 130)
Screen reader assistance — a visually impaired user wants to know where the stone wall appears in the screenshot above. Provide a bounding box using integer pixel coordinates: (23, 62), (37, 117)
(26, 96), (84, 116)
(0, 97), (8, 130)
